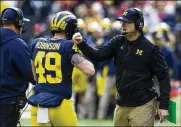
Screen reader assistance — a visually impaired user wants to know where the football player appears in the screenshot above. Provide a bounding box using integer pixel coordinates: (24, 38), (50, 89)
(28, 11), (95, 126)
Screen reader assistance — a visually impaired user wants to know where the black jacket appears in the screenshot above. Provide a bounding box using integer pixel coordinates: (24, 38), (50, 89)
(78, 34), (171, 109)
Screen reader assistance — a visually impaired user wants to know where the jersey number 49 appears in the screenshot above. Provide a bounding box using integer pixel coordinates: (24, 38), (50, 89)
(34, 51), (62, 84)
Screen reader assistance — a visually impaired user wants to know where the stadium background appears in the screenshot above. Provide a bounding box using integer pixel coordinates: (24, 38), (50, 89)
(1, 0), (181, 126)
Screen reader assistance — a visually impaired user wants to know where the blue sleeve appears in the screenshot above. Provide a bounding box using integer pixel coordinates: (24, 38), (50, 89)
(30, 39), (38, 59)
(107, 59), (115, 75)
(170, 53), (180, 80)
(12, 39), (34, 82)
(64, 41), (82, 61)
(166, 51), (179, 80)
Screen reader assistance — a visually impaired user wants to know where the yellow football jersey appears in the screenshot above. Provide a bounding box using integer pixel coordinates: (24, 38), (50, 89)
(97, 66), (108, 96)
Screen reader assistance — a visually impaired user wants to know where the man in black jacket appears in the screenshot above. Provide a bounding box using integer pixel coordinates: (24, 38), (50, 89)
(73, 8), (171, 126)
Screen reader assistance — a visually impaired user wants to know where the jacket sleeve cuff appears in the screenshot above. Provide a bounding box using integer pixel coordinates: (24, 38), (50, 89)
(159, 103), (169, 110)
(77, 40), (87, 49)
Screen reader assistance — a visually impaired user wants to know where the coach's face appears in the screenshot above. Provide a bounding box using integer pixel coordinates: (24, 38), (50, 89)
(121, 21), (135, 33)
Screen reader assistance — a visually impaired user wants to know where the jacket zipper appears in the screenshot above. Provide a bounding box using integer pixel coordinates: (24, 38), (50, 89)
(125, 44), (135, 60)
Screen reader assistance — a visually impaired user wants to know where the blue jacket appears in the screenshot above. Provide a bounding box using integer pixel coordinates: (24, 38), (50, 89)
(161, 45), (179, 80)
(0, 28), (34, 104)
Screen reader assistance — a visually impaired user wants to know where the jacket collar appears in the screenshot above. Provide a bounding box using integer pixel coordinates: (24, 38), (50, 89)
(126, 34), (144, 46)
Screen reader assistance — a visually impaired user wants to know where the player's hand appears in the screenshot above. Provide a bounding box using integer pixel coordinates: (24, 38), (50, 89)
(72, 32), (83, 44)
(159, 109), (169, 122)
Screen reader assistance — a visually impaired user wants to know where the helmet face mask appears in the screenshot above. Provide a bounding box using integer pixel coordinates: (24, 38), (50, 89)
(50, 11), (78, 39)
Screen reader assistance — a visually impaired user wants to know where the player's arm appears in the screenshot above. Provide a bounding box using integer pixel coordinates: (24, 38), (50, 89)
(71, 53), (95, 76)
(31, 59), (36, 82)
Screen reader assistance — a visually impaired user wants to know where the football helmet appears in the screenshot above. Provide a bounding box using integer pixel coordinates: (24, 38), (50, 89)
(50, 11), (78, 39)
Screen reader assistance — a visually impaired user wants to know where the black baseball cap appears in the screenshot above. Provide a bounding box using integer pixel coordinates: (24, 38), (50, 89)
(1, 8), (30, 22)
(116, 8), (140, 22)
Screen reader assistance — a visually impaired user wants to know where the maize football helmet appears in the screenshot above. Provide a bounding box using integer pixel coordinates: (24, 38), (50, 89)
(50, 11), (78, 39)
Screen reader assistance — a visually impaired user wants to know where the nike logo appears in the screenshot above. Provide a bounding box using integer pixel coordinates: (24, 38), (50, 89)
(120, 46), (124, 50)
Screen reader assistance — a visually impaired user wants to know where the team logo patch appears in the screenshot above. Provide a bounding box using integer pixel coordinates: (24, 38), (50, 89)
(136, 49), (143, 56)
(123, 11), (128, 16)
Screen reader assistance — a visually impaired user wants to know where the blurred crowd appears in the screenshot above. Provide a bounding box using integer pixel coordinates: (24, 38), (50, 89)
(1, 0), (181, 120)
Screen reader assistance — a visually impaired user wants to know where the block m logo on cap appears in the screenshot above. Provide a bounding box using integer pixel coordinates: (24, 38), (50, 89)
(123, 11), (128, 16)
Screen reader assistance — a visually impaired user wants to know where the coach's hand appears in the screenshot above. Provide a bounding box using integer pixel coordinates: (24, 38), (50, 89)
(159, 109), (169, 122)
(73, 32), (83, 44)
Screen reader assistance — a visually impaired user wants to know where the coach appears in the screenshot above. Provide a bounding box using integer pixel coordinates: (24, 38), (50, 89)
(0, 7), (34, 127)
(73, 8), (171, 126)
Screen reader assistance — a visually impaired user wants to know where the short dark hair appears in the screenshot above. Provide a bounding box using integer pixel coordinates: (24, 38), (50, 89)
(2, 21), (21, 29)
(51, 31), (64, 36)
(2, 21), (14, 25)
